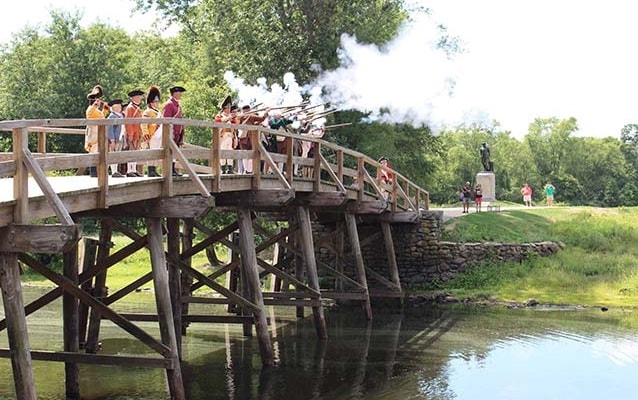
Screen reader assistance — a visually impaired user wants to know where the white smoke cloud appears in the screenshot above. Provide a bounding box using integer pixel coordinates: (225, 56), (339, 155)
(223, 13), (489, 133)
(313, 16), (485, 132)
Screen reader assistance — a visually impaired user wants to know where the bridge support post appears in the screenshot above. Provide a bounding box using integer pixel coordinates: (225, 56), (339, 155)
(237, 208), (274, 365)
(63, 245), (80, 399)
(180, 219), (194, 336)
(147, 217), (186, 399)
(297, 206), (328, 340)
(85, 220), (113, 353)
(293, 227), (305, 318)
(381, 222), (403, 305)
(335, 219), (345, 292)
(78, 238), (98, 348)
(167, 218), (183, 357)
(0, 252), (37, 400)
(345, 213), (373, 320)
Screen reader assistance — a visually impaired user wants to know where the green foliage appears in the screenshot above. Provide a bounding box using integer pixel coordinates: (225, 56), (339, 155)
(138, 0), (410, 83)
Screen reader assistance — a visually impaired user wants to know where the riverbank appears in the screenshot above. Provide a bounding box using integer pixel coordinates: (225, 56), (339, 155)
(409, 206), (638, 309)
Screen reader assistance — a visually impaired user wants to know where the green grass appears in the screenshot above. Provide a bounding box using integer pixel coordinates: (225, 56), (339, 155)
(429, 207), (638, 308)
(23, 235), (232, 295)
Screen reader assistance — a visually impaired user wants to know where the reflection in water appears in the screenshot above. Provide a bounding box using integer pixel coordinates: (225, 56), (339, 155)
(2, 290), (638, 399)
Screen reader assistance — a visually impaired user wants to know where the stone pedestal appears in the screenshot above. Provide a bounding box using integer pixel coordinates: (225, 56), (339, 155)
(476, 172), (496, 201)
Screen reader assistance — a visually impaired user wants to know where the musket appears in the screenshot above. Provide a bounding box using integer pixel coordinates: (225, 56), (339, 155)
(301, 102), (327, 112)
(323, 123), (352, 130)
(251, 102), (306, 113)
(309, 109), (337, 122)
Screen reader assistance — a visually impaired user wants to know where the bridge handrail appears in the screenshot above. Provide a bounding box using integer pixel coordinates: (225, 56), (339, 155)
(0, 118), (429, 217)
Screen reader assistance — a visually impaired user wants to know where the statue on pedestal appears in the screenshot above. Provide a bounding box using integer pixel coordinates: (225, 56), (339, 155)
(480, 142), (493, 172)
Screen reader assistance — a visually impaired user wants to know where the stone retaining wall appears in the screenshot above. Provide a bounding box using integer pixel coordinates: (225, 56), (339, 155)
(315, 211), (563, 286)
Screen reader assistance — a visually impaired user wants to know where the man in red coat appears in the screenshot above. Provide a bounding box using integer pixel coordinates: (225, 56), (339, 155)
(162, 86), (186, 176)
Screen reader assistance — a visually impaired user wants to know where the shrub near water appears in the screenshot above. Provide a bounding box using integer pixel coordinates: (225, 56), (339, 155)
(435, 208), (638, 308)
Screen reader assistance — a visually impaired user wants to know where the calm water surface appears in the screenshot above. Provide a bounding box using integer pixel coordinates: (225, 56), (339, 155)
(1, 287), (638, 399)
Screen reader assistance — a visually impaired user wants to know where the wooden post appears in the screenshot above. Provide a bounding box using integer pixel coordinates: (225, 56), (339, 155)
(167, 218), (182, 357)
(78, 238), (98, 347)
(180, 219), (194, 336)
(63, 245), (80, 399)
(227, 232), (240, 315)
(296, 206), (328, 339)
(0, 252), (37, 400)
(162, 124), (174, 197)
(13, 127), (29, 224)
(147, 218), (186, 400)
(344, 213), (373, 320)
(335, 219), (345, 292)
(381, 222), (401, 290)
(236, 208), (274, 366)
(97, 125), (108, 208)
(85, 219), (113, 353)
(293, 226), (304, 318)
(235, 232), (253, 337)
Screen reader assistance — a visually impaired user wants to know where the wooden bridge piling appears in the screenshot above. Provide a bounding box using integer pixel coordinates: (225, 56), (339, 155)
(180, 218), (194, 336)
(344, 212), (373, 320)
(237, 207), (275, 366)
(147, 217), (186, 400)
(167, 217), (183, 357)
(0, 252), (37, 400)
(62, 244), (81, 399)
(78, 238), (98, 348)
(297, 206), (328, 339)
(85, 219), (113, 353)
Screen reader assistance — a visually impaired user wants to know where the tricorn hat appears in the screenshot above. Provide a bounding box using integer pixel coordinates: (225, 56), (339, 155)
(147, 86), (161, 104)
(170, 86), (186, 94)
(220, 95), (232, 109)
(128, 89), (144, 98)
(86, 84), (104, 100)
(107, 99), (123, 106)
(230, 104), (239, 112)
(378, 156), (388, 163)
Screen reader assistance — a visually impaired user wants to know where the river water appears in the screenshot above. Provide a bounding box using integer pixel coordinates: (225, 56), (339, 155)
(1, 288), (638, 399)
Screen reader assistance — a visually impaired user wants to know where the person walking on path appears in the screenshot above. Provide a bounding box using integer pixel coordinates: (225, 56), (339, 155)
(461, 181), (472, 213)
(544, 182), (556, 206)
(474, 183), (483, 212)
(521, 183), (533, 207)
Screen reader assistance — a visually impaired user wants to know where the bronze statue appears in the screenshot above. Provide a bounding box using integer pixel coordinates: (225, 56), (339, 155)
(480, 142), (493, 172)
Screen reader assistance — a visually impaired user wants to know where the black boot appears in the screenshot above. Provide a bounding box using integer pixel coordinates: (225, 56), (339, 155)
(221, 165), (228, 175)
(89, 166), (97, 177)
(172, 163), (183, 177)
(147, 166), (160, 177)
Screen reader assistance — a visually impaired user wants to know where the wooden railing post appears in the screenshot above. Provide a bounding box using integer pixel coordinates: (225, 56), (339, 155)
(357, 157), (365, 201)
(162, 124), (173, 197)
(313, 142), (321, 191)
(13, 127), (29, 223)
(211, 125), (221, 192)
(37, 132), (47, 154)
(336, 149), (344, 183)
(251, 130), (261, 190)
(285, 137), (294, 180)
(97, 125), (108, 208)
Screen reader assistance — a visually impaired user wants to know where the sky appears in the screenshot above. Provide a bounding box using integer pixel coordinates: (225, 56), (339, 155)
(2, 1), (637, 139)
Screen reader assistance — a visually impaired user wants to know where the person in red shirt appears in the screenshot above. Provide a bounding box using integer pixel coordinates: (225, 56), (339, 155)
(162, 86), (186, 176)
(378, 156), (393, 184)
(521, 183), (533, 206)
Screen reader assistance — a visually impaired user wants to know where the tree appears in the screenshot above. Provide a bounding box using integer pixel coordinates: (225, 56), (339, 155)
(136, 0), (410, 83)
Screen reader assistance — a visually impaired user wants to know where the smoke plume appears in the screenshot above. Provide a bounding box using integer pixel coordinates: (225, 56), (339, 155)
(224, 14), (483, 132)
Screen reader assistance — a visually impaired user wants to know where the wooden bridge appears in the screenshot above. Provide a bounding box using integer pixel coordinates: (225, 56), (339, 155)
(0, 117), (428, 399)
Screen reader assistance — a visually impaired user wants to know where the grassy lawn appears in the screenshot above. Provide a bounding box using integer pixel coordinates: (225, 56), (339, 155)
(427, 206), (638, 308)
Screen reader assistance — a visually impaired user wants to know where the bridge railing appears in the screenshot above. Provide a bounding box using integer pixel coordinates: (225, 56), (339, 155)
(0, 118), (429, 213)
